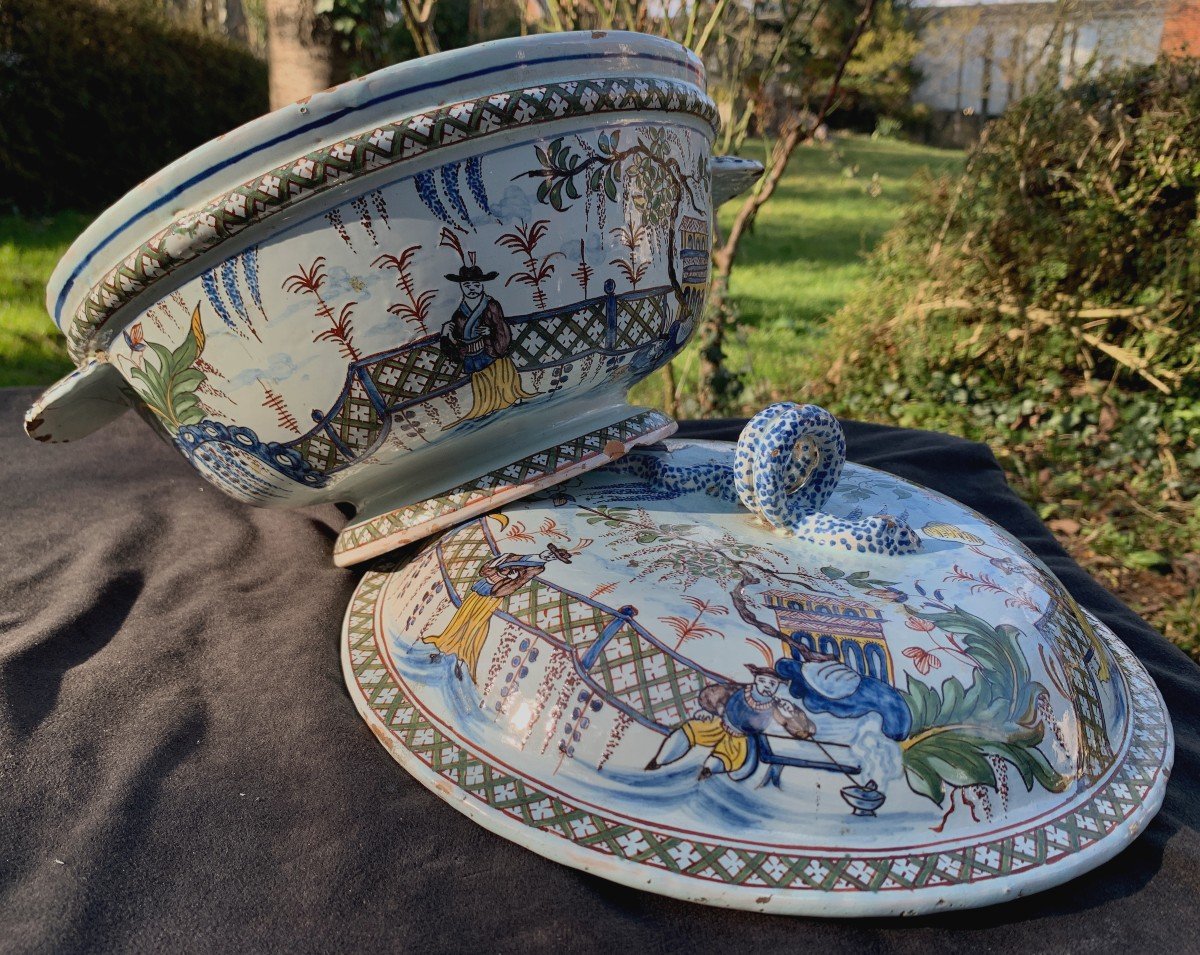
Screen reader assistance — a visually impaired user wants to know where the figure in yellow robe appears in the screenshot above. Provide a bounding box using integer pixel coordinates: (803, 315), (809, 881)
(646, 665), (815, 782)
(438, 262), (535, 428)
(424, 543), (573, 683)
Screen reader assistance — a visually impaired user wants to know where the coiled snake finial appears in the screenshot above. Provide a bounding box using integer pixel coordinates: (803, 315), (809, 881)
(607, 402), (920, 556)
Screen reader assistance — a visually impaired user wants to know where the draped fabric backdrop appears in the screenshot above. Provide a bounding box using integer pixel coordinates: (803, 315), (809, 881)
(1, 387), (1196, 952)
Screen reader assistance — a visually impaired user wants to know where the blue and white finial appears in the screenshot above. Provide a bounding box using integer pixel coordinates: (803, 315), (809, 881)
(734, 403), (920, 556)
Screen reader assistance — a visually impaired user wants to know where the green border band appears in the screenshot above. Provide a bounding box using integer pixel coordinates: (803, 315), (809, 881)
(344, 561), (1170, 902)
(68, 76), (717, 360)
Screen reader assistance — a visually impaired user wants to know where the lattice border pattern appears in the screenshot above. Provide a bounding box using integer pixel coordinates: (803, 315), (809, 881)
(333, 409), (674, 563)
(344, 574), (1170, 901)
(1038, 595), (1115, 783)
(67, 77), (718, 360)
(436, 520), (708, 731)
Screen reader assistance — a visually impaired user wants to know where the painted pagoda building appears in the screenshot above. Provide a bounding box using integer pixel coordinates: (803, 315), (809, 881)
(677, 214), (710, 319)
(764, 590), (895, 684)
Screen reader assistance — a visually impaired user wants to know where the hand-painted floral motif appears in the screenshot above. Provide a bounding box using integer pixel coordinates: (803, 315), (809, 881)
(343, 436), (1171, 913)
(373, 247), (436, 333)
(103, 123), (712, 517)
(122, 305), (208, 429)
(517, 127), (707, 315)
(66, 75), (717, 359)
(898, 606), (1066, 805)
(363, 438), (1132, 841)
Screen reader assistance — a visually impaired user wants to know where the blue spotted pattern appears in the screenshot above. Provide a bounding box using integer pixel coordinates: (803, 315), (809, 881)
(200, 268), (236, 332)
(605, 451), (738, 503)
(220, 257), (249, 325)
(440, 162), (475, 229)
(414, 169), (456, 227)
(243, 245), (265, 315)
(177, 419), (327, 488)
(465, 157), (494, 218)
(612, 403), (921, 556)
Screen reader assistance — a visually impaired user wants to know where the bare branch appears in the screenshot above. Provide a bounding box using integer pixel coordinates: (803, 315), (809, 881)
(718, 0), (880, 269)
(399, 0), (440, 56)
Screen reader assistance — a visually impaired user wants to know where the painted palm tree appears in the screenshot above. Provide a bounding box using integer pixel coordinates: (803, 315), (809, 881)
(659, 595), (728, 650)
(609, 223), (649, 289)
(314, 302), (361, 360)
(284, 256), (360, 359)
(498, 219), (563, 310)
(374, 247), (437, 334)
(571, 239), (594, 296)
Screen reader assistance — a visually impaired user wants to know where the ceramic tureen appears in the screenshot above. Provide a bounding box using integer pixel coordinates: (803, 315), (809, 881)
(26, 30), (760, 565)
(343, 403), (1172, 916)
(27, 30), (1171, 919)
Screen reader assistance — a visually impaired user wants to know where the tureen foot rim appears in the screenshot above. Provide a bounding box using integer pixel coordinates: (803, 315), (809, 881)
(332, 408), (675, 566)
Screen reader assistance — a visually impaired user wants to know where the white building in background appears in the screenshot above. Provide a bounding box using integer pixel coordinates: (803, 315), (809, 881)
(911, 0), (1197, 141)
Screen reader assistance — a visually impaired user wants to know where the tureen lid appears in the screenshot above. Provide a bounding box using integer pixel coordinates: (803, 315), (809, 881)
(342, 403), (1172, 915)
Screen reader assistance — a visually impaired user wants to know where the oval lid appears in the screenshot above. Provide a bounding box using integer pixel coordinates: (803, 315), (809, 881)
(48, 30), (705, 360)
(342, 403), (1172, 916)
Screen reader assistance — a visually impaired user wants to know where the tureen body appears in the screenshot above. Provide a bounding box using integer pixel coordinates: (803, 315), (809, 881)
(343, 406), (1172, 915)
(26, 31), (760, 565)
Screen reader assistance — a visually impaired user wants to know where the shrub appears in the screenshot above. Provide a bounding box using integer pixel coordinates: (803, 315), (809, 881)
(0, 0), (268, 214)
(802, 57), (1200, 656)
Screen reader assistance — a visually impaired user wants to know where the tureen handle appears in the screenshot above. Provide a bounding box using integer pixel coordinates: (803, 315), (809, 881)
(711, 155), (763, 207)
(25, 358), (131, 444)
(734, 403), (921, 555)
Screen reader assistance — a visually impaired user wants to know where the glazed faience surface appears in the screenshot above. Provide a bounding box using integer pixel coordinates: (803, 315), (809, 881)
(97, 114), (714, 508)
(331, 409), (676, 566)
(342, 422), (1172, 915)
(28, 33), (762, 563)
(47, 32), (710, 352)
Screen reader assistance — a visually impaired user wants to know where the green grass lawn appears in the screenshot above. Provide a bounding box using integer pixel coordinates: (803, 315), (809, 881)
(0, 212), (89, 387)
(720, 136), (963, 328)
(630, 134), (963, 412)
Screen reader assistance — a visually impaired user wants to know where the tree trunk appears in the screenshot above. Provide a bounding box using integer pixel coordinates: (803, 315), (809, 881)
(265, 0), (348, 110)
(399, 0), (441, 57)
(696, 247), (738, 416)
(224, 0), (248, 45)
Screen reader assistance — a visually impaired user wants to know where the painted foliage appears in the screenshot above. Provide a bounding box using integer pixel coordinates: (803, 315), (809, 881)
(119, 305), (209, 428)
(107, 121), (712, 504)
(370, 442), (1125, 844)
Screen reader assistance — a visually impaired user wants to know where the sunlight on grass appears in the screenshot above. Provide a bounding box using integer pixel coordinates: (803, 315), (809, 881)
(632, 134), (963, 413)
(0, 213), (88, 387)
(721, 137), (961, 327)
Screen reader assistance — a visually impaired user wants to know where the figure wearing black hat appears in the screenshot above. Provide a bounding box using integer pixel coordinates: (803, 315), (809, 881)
(439, 254), (535, 426)
(646, 663), (815, 781)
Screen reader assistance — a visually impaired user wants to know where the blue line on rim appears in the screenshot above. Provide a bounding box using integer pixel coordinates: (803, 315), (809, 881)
(54, 48), (702, 327)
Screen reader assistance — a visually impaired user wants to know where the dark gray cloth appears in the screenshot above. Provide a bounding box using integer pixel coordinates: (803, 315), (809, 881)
(1, 387), (1196, 952)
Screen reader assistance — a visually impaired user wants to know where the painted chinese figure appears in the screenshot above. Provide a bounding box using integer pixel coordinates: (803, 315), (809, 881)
(777, 646), (913, 742)
(424, 543), (573, 682)
(645, 665), (816, 781)
(439, 258), (535, 425)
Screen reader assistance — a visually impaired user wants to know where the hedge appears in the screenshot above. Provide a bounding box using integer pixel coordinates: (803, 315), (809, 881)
(0, 0), (268, 213)
(801, 57), (1200, 656)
